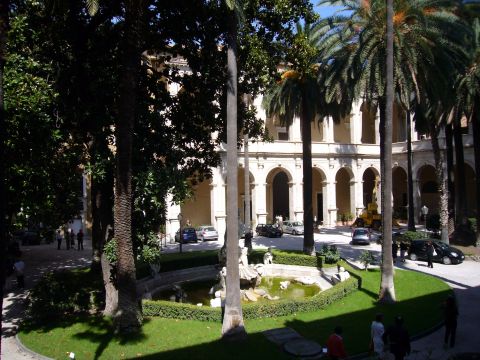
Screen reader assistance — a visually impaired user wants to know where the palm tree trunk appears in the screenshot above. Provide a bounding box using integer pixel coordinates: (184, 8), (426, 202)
(429, 123), (449, 243)
(472, 100), (480, 246)
(379, 0), (396, 304)
(301, 89), (314, 255)
(221, 9), (246, 341)
(113, 0), (144, 333)
(445, 123), (455, 236)
(0, 1), (9, 355)
(453, 117), (467, 226)
(406, 111), (416, 231)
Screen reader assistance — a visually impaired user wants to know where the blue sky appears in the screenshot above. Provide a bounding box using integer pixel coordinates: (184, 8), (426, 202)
(315, 4), (343, 18)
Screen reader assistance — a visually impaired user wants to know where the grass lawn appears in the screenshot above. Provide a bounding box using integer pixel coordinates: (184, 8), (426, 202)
(18, 266), (451, 360)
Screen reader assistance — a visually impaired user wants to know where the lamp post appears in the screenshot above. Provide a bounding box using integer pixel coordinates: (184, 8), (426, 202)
(177, 213), (183, 253)
(421, 205), (428, 237)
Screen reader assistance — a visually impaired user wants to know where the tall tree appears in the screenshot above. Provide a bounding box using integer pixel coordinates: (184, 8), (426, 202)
(0, 1), (9, 356)
(222, 0), (247, 341)
(113, 0), (145, 333)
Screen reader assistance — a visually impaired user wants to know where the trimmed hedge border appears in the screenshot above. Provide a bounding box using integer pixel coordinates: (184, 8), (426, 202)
(142, 276), (359, 321)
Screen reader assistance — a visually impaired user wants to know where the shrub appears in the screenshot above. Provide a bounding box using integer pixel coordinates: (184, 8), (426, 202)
(358, 250), (375, 270)
(400, 231), (426, 242)
(159, 251), (219, 272)
(143, 277), (359, 321)
(468, 218), (477, 233)
(318, 244), (340, 264)
(26, 268), (103, 323)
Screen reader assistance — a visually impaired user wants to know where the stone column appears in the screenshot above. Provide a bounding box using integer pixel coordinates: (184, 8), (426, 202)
(255, 182), (268, 225)
(325, 117), (335, 143)
(165, 193), (182, 243)
(375, 112), (380, 145)
(211, 168), (227, 243)
(355, 180), (365, 217)
(350, 106), (362, 144)
(327, 180), (337, 226)
(291, 115), (302, 141)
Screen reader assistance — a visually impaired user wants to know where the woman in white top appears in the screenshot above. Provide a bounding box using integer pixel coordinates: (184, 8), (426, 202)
(371, 313), (385, 356)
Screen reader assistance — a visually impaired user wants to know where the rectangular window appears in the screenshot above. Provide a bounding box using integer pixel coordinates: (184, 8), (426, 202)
(277, 127), (288, 141)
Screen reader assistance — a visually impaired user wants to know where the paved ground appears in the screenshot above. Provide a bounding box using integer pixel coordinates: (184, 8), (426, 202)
(2, 227), (480, 359)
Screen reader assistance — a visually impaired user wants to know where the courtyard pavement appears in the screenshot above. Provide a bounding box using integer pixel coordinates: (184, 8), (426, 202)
(2, 227), (480, 359)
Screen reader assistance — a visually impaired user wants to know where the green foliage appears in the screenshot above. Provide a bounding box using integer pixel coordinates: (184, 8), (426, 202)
(318, 244), (340, 264)
(159, 251), (219, 273)
(25, 268), (103, 323)
(103, 239), (117, 264)
(136, 232), (161, 265)
(468, 218), (477, 233)
(358, 250), (375, 270)
(400, 231), (427, 242)
(142, 277), (359, 321)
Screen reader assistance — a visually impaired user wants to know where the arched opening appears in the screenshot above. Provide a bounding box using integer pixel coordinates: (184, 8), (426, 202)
(418, 165), (439, 216)
(266, 168), (292, 223)
(334, 116), (351, 144)
(362, 168), (378, 207)
(455, 163), (477, 217)
(392, 103), (407, 143)
(336, 168), (354, 218)
(392, 167), (408, 219)
(313, 168), (327, 224)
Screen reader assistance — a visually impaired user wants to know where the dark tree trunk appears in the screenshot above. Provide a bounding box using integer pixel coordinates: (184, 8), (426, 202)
(113, 0), (144, 333)
(91, 168), (113, 272)
(429, 123), (449, 243)
(379, 0), (396, 304)
(301, 89), (314, 255)
(445, 123), (455, 235)
(472, 101), (480, 246)
(0, 1), (9, 355)
(406, 111), (416, 231)
(453, 117), (467, 226)
(221, 9), (246, 341)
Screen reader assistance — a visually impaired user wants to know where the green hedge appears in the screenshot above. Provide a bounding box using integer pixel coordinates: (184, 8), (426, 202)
(159, 250), (219, 272)
(142, 277), (359, 321)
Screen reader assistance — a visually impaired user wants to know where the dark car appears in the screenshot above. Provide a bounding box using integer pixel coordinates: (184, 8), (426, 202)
(408, 239), (465, 265)
(351, 228), (371, 245)
(255, 224), (283, 238)
(175, 227), (198, 243)
(13, 230), (41, 245)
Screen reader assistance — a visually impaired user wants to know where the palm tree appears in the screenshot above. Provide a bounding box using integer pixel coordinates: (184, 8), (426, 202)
(222, 0), (247, 341)
(113, 0), (145, 333)
(0, 1), (9, 355)
(262, 23), (328, 255)
(454, 17), (480, 245)
(317, 0), (467, 298)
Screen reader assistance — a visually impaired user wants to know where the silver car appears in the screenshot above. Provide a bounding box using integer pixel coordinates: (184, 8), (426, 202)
(282, 221), (304, 235)
(351, 228), (371, 245)
(195, 226), (218, 241)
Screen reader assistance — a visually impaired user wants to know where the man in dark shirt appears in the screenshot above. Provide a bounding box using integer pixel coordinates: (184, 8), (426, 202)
(383, 316), (410, 360)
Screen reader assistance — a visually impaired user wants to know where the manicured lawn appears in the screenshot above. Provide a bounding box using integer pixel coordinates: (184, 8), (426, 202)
(18, 266), (450, 360)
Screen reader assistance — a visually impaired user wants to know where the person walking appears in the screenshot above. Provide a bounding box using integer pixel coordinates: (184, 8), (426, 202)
(13, 254), (25, 288)
(371, 313), (385, 357)
(399, 242), (408, 263)
(392, 241), (398, 264)
(426, 241), (435, 268)
(77, 229), (84, 250)
(326, 326), (347, 360)
(444, 295), (459, 348)
(56, 230), (63, 250)
(383, 315), (410, 360)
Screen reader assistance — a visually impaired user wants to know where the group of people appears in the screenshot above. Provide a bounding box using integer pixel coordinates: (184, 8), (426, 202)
(56, 228), (84, 250)
(326, 294), (459, 360)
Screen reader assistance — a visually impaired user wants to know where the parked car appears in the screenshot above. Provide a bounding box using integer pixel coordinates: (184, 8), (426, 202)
(175, 227), (198, 243)
(408, 239), (465, 265)
(195, 225), (218, 241)
(351, 228), (371, 245)
(256, 224), (283, 238)
(282, 221), (304, 235)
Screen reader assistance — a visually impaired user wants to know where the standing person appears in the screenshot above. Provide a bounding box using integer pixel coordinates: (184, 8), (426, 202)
(69, 228), (75, 248)
(371, 313), (385, 357)
(326, 326), (347, 360)
(426, 240), (435, 268)
(392, 241), (398, 264)
(444, 295), (458, 348)
(383, 315), (411, 360)
(400, 241), (408, 263)
(56, 229), (63, 250)
(13, 254), (25, 288)
(77, 229), (84, 250)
